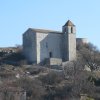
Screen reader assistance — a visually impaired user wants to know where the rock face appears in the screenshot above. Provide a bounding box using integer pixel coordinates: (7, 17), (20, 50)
(23, 20), (77, 65)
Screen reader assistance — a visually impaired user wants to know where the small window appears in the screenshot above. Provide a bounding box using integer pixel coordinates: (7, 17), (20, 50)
(49, 52), (52, 58)
(46, 42), (48, 48)
(71, 27), (73, 33)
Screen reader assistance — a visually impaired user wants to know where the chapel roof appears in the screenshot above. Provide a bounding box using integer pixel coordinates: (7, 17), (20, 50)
(63, 20), (75, 26)
(30, 28), (62, 34)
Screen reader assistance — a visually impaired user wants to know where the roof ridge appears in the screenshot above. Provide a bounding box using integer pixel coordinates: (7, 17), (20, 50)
(30, 28), (62, 34)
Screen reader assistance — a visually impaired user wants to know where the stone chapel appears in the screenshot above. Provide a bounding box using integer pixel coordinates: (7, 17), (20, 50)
(23, 20), (87, 65)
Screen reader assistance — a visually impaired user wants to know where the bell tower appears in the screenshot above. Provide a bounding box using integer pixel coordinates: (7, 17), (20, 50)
(62, 20), (76, 61)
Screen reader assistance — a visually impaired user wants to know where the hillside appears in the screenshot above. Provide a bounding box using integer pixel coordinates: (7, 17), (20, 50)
(0, 43), (100, 100)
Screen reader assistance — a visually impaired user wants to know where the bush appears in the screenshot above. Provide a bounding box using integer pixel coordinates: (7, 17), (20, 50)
(14, 77), (46, 100)
(39, 72), (63, 85)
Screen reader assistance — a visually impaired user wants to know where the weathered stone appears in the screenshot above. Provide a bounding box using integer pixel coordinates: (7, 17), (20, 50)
(23, 20), (84, 65)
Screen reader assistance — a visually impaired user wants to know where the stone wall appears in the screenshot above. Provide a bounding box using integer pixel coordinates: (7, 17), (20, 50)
(36, 32), (62, 64)
(23, 21), (77, 65)
(49, 58), (62, 66)
(68, 33), (76, 61)
(44, 58), (62, 66)
(62, 25), (76, 61)
(23, 29), (37, 63)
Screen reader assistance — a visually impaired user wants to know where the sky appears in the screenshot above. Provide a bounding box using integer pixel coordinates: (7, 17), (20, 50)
(0, 0), (100, 49)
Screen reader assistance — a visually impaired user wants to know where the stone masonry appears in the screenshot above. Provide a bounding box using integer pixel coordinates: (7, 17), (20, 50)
(23, 20), (86, 65)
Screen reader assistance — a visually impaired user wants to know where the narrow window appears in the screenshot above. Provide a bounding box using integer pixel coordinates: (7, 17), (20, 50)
(71, 27), (73, 33)
(46, 42), (48, 48)
(49, 52), (52, 58)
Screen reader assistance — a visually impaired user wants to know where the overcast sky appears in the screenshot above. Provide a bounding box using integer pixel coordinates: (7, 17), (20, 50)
(0, 0), (100, 49)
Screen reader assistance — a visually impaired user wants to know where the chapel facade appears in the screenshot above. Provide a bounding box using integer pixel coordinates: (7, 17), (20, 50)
(23, 20), (77, 65)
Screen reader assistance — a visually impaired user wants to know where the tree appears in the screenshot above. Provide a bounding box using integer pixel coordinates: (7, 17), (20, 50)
(14, 77), (46, 100)
(39, 71), (64, 85)
(63, 60), (95, 97)
(77, 43), (100, 71)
